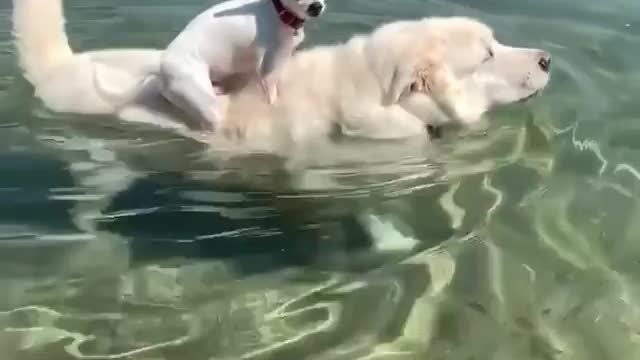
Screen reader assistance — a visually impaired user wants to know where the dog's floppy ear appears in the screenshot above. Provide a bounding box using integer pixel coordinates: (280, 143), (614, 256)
(411, 57), (455, 96)
(382, 40), (447, 106)
(412, 57), (486, 126)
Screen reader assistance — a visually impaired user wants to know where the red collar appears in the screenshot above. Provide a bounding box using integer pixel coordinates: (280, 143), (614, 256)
(272, 0), (305, 30)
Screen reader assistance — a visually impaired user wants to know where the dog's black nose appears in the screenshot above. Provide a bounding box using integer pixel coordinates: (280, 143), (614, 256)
(307, 2), (324, 17)
(538, 54), (551, 73)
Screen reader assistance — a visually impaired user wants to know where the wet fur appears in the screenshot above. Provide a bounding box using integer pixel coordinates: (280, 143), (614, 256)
(12, 0), (550, 167)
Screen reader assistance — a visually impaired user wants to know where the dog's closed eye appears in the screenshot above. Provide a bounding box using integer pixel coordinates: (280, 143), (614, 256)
(482, 47), (494, 63)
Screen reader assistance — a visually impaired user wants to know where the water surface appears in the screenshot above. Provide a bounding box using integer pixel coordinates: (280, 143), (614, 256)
(2, 0), (640, 359)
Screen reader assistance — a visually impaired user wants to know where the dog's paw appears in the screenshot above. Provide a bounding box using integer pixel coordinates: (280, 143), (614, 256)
(260, 79), (279, 105)
(197, 120), (216, 133)
(220, 121), (246, 141)
(269, 83), (279, 104)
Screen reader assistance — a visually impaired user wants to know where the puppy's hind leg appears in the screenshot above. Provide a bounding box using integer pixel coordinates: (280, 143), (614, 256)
(160, 63), (222, 131)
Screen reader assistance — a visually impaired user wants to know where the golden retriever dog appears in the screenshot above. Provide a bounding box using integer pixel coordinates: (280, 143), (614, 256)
(13, 0), (551, 167)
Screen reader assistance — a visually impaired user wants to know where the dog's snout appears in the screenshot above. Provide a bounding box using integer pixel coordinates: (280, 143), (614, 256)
(538, 53), (551, 73)
(307, 1), (324, 17)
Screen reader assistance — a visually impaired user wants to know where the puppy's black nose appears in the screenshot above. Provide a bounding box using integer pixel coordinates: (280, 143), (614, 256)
(538, 54), (551, 73)
(307, 2), (324, 17)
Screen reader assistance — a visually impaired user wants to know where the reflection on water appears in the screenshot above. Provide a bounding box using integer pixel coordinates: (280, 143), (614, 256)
(3, 0), (640, 359)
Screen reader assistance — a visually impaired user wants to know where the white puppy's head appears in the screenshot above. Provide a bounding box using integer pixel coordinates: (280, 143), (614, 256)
(395, 17), (551, 125)
(279, 0), (326, 19)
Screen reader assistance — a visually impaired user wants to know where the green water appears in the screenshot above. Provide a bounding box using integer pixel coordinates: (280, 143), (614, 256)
(2, 0), (640, 359)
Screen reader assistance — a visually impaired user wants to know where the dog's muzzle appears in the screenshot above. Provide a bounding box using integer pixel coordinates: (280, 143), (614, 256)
(306, 2), (324, 17)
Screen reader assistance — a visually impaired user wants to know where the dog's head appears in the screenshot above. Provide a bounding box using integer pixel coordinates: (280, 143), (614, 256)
(279, 0), (326, 19)
(396, 17), (551, 125)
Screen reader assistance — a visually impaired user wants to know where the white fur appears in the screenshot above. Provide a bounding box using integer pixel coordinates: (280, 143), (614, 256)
(158, 0), (325, 130)
(12, 0), (551, 169)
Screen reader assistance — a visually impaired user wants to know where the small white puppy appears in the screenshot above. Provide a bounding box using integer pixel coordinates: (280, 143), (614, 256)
(159, 0), (326, 131)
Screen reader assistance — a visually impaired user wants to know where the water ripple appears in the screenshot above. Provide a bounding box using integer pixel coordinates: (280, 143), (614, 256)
(2, 0), (640, 359)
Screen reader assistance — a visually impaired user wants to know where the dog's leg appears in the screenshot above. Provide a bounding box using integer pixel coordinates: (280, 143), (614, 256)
(340, 104), (427, 140)
(159, 63), (221, 131)
(259, 75), (279, 105)
(258, 46), (288, 105)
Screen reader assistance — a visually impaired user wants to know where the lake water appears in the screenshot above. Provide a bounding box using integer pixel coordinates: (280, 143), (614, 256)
(2, 0), (640, 359)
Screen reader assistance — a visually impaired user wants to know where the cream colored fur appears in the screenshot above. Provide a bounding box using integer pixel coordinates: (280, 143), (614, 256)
(13, 0), (551, 168)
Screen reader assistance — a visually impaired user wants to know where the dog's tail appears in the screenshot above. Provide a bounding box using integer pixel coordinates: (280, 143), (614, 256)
(12, 0), (74, 85)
